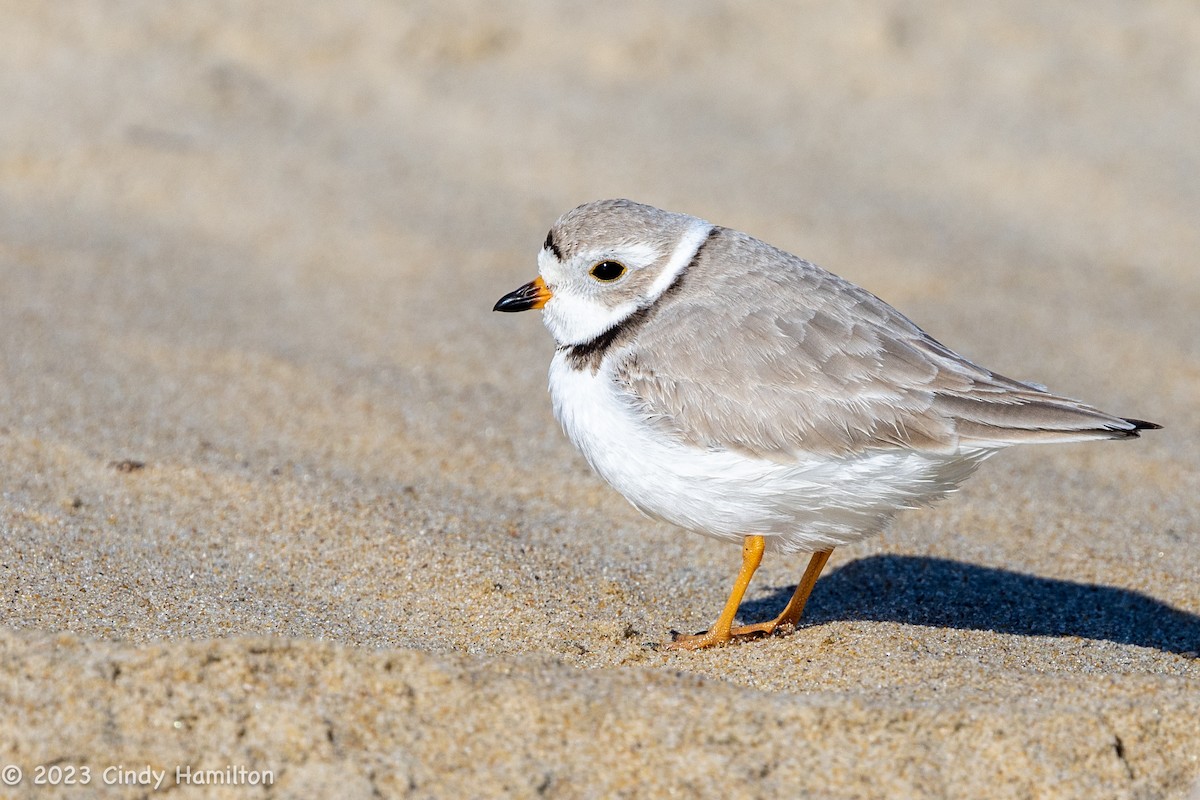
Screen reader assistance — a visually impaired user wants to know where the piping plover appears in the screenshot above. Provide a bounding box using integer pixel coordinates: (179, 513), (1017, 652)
(494, 199), (1160, 650)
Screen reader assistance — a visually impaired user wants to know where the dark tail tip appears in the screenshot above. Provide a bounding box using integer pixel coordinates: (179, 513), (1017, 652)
(1118, 417), (1163, 438)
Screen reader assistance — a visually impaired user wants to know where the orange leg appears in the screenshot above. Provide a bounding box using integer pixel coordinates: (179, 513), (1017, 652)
(666, 535), (765, 650)
(667, 544), (833, 650)
(728, 548), (832, 639)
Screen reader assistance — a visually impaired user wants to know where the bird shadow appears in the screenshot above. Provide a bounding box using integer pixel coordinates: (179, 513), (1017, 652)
(740, 554), (1200, 656)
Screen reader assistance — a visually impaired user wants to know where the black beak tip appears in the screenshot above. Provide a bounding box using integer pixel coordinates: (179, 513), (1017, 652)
(493, 294), (529, 313)
(494, 281), (543, 313)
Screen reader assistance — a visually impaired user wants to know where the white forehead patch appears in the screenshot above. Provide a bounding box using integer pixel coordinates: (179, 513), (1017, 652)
(537, 251), (556, 283)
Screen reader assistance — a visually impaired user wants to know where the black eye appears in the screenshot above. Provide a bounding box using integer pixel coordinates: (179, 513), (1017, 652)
(589, 260), (627, 282)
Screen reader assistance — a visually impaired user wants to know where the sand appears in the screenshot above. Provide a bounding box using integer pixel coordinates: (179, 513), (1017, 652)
(1, 2), (1198, 797)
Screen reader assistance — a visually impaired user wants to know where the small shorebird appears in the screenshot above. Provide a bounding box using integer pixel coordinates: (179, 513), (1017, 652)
(495, 199), (1159, 650)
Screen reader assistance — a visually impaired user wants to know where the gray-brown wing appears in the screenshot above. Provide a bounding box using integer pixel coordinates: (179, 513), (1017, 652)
(616, 230), (1146, 459)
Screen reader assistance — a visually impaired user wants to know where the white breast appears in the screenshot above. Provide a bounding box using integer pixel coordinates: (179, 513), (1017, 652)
(548, 351), (993, 554)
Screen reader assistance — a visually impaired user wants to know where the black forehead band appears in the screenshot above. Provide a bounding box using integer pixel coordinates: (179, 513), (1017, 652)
(543, 230), (563, 261)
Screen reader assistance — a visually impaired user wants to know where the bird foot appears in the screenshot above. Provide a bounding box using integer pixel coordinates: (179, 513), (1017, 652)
(664, 620), (795, 650)
(664, 629), (731, 650)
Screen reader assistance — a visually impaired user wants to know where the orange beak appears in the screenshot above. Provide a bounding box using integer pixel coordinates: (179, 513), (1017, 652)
(493, 275), (552, 312)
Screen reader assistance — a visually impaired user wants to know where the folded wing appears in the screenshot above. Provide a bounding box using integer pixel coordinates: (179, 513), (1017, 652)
(615, 230), (1154, 460)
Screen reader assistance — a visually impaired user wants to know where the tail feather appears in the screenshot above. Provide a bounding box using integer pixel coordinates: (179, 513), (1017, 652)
(934, 392), (1162, 447)
(1120, 417), (1163, 435)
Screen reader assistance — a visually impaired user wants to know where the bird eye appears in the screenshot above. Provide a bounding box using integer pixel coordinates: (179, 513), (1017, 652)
(589, 260), (627, 282)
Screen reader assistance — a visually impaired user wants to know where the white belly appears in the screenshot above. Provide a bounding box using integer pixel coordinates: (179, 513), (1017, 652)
(548, 352), (991, 554)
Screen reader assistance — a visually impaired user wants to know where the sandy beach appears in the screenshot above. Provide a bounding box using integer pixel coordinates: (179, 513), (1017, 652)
(1, 2), (1198, 797)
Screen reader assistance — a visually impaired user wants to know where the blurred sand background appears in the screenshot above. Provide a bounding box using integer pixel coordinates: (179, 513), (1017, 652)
(1, 2), (1198, 797)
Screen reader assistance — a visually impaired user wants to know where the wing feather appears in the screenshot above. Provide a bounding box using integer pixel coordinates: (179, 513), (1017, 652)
(615, 229), (1146, 459)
